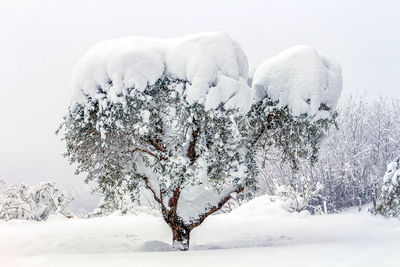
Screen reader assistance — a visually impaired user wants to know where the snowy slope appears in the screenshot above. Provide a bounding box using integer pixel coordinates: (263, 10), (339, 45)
(1, 195), (399, 267)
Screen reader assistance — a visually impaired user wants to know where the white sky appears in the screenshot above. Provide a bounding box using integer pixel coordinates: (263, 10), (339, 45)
(0, 0), (399, 203)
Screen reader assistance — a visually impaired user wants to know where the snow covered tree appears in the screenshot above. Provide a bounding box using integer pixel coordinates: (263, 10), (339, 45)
(374, 157), (400, 217)
(58, 33), (342, 250)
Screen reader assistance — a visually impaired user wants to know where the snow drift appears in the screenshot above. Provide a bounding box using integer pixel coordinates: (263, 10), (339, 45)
(253, 45), (342, 116)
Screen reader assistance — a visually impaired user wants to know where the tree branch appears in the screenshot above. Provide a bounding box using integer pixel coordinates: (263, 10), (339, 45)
(187, 117), (199, 163)
(189, 187), (243, 230)
(143, 177), (162, 204)
(128, 147), (168, 161)
(168, 187), (181, 210)
(151, 138), (168, 153)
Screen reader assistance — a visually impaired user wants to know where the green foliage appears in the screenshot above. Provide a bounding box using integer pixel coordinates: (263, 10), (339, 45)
(58, 77), (258, 206)
(247, 97), (337, 170)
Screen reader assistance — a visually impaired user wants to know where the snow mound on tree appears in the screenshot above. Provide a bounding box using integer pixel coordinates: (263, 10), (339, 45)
(253, 45), (342, 116)
(70, 32), (253, 113)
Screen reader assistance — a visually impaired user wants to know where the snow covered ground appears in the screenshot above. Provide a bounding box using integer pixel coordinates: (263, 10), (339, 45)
(1, 195), (399, 267)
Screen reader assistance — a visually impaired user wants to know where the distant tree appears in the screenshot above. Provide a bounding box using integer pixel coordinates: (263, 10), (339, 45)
(314, 96), (400, 211)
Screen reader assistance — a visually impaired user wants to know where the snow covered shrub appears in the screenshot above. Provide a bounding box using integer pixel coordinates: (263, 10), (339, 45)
(58, 33), (341, 250)
(276, 177), (324, 213)
(0, 180), (74, 221)
(373, 157), (400, 217)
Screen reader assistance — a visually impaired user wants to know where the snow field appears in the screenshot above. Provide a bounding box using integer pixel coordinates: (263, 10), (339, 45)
(1, 195), (399, 267)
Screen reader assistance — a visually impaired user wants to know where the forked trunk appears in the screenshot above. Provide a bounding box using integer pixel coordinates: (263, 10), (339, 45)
(156, 185), (243, 251)
(171, 224), (191, 251)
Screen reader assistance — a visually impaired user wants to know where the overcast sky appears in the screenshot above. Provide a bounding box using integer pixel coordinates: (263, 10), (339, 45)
(0, 0), (399, 206)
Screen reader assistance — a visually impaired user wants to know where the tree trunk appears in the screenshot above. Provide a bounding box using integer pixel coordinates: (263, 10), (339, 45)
(170, 224), (191, 251)
(157, 187), (243, 251)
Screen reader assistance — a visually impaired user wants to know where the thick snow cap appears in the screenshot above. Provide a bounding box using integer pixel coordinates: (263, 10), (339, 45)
(70, 32), (253, 114)
(253, 45), (343, 116)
